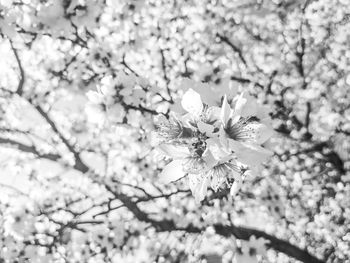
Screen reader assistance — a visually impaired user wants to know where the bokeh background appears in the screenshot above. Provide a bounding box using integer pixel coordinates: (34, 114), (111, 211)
(0, 0), (349, 262)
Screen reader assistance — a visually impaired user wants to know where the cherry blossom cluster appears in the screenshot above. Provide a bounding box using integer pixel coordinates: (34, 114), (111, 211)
(156, 80), (274, 202)
(86, 72), (147, 124)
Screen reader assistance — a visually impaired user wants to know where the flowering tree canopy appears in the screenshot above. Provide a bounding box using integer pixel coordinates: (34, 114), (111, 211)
(0, 0), (349, 262)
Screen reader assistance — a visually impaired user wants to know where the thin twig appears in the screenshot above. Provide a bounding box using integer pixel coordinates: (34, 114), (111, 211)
(9, 40), (25, 95)
(217, 33), (247, 66)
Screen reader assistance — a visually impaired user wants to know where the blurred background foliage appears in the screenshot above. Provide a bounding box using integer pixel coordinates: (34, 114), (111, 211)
(0, 0), (349, 262)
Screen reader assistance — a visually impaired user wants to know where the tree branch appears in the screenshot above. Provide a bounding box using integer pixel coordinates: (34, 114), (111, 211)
(29, 102), (89, 173)
(305, 101), (311, 133)
(10, 40), (25, 96)
(4, 43), (89, 173)
(157, 25), (174, 103)
(211, 224), (324, 263)
(0, 136), (61, 162)
(98, 177), (324, 263)
(3, 132), (325, 263)
(230, 75), (264, 89)
(217, 33), (247, 66)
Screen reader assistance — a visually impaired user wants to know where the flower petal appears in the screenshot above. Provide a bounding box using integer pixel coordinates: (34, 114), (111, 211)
(188, 173), (198, 193)
(255, 123), (274, 144)
(197, 121), (215, 137)
(194, 176), (210, 203)
(181, 88), (203, 117)
(239, 93), (258, 117)
(181, 79), (217, 106)
(206, 138), (231, 161)
(234, 92), (247, 116)
(219, 127), (230, 150)
(244, 122), (274, 144)
(220, 95), (231, 125)
(230, 177), (243, 196)
(230, 141), (273, 168)
(158, 144), (190, 159)
(159, 160), (186, 183)
(202, 149), (218, 168)
(210, 171), (226, 192)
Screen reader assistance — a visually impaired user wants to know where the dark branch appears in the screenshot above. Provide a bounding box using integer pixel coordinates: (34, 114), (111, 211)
(29, 102), (89, 173)
(217, 33), (247, 66)
(3, 132), (325, 263)
(10, 40), (25, 96)
(230, 75), (264, 89)
(157, 24), (174, 103)
(305, 101), (311, 132)
(0, 136), (60, 162)
(212, 224), (325, 263)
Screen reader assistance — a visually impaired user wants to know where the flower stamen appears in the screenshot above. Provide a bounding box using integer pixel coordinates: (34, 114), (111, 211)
(225, 117), (258, 142)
